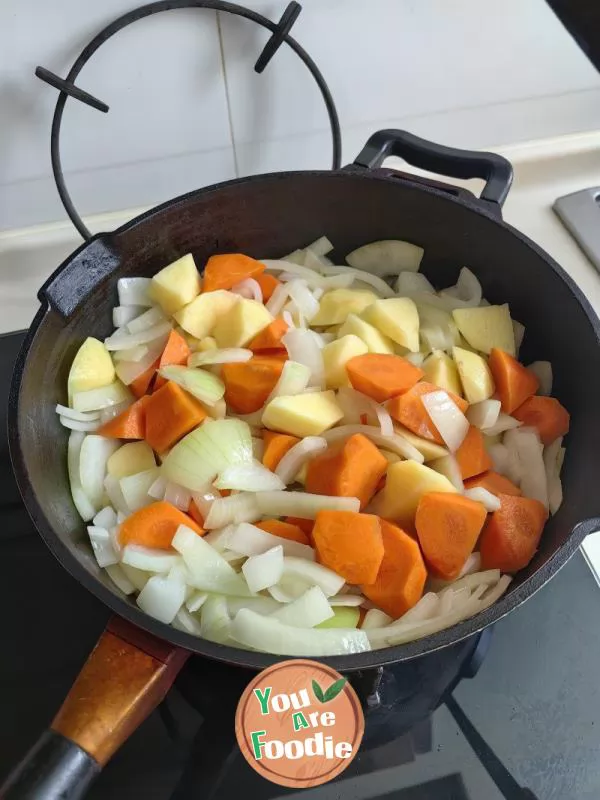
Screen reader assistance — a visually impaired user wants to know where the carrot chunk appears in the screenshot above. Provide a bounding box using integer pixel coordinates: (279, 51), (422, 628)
(479, 493), (548, 572)
(222, 356), (285, 414)
(144, 381), (207, 453)
(388, 381), (469, 444)
(129, 359), (159, 398)
(202, 253), (265, 293)
(512, 395), (570, 445)
(346, 353), (424, 402)
(255, 273), (280, 302)
(464, 470), (521, 497)
(120, 501), (204, 549)
(97, 397), (148, 440)
(255, 519), (310, 545)
(456, 426), (492, 480)
(284, 516), (315, 540)
(154, 329), (192, 390)
(262, 431), (300, 472)
(488, 348), (539, 413)
(415, 492), (487, 580)
(361, 519), (427, 618)
(312, 510), (384, 584)
(305, 433), (388, 509)
(247, 318), (289, 353)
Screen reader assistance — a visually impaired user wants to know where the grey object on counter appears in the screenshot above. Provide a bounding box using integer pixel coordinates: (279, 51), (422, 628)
(554, 188), (600, 271)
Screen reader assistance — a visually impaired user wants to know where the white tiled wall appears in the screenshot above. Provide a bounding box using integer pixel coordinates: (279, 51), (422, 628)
(1, 0), (599, 233)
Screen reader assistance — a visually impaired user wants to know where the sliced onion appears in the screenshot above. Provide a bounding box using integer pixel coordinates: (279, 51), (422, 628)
(93, 506), (118, 529)
(252, 436), (265, 462)
(115, 338), (167, 386)
(528, 361), (553, 396)
(191, 487), (222, 519)
(120, 468), (160, 512)
(158, 365), (224, 405)
(271, 586), (333, 627)
(319, 265), (394, 298)
(483, 412), (522, 436)
(148, 475), (168, 500)
(513, 320), (526, 354)
(282, 328), (324, 388)
(306, 235), (333, 257)
(172, 525), (250, 595)
(113, 305), (145, 328)
(361, 608), (393, 629)
(104, 474), (130, 516)
(127, 306), (167, 334)
(189, 348), (252, 367)
(186, 591), (208, 613)
(346, 240), (424, 275)
(255, 490), (360, 519)
(329, 594), (364, 607)
(231, 278), (262, 302)
(287, 279), (320, 321)
(105, 563), (136, 595)
(79, 435), (120, 509)
(173, 607), (203, 636)
(227, 522), (315, 560)
(505, 428), (548, 508)
(463, 487), (501, 511)
(439, 268), (482, 307)
(56, 405), (100, 423)
(202, 524), (235, 551)
(99, 400), (132, 424)
(231, 608), (370, 656)
(60, 416), (100, 432)
(72, 382), (132, 413)
(113, 344), (149, 363)
(430, 454), (464, 491)
(118, 277), (153, 307)
(421, 390), (469, 452)
(137, 573), (185, 624)
(121, 545), (180, 573)
(275, 437), (327, 484)
(280, 271), (354, 292)
(321, 424), (424, 463)
(467, 399), (501, 430)
(281, 557), (345, 597)
(87, 526), (119, 567)
(200, 595), (232, 644)
(395, 271), (435, 296)
(228, 595), (282, 616)
(215, 461), (285, 492)
(543, 437), (564, 515)
(164, 481), (192, 511)
(488, 443), (510, 476)
(262, 259), (322, 279)
(203, 493), (261, 529)
(105, 321), (172, 351)
(242, 546), (284, 592)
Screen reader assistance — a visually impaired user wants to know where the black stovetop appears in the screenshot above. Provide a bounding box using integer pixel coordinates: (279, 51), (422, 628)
(2, 330), (600, 800)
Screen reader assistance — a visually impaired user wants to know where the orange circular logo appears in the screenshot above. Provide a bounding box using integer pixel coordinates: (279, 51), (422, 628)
(235, 659), (364, 788)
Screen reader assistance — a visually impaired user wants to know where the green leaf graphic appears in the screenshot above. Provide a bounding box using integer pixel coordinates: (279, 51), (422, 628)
(312, 679), (325, 703)
(323, 677), (347, 703)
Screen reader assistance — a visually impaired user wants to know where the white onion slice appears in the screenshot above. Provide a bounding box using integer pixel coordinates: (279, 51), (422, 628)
(281, 557), (345, 598)
(99, 400), (132, 424)
(439, 268), (482, 307)
(528, 361), (553, 396)
(329, 594), (364, 607)
(148, 475), (168, 500)
(60, 416), (100, 432)
(137, 574), (185, 624)
(191, 487), (221, 519)
(467, 399), (501, 430)
(113, 345), (149, 363)
(252, 437), (265, 462)
(281, 328), (325, 388)
(243, 546), (284, 592)
(120, 468), (160, 512)
(79, 435), (120, 509)
(188, 348), (252, 367)
(488, 443), (510, 476)
(105, 563), (136, 595)
(505, 428), (548, 507)
(200, 595), (232, 644)
(226, 523), (315, 560)
(271, 586), (333, 628)
(319, 265), (394, 298)
(115, 340), (166, 386)
(127, 306), (167, 334)
(118, 277), (153, 307)
(280, 271), (354, 291)
(121, 545), (181, 573)
(430, 454), (464, 491)
(87, 526), (119, 567)
(287, 279), (320, 321)
(72, 382), (132, 413)
(463, 487), (501, 511)
(202, 524), (235, 551)
(120, 563), (150, 591)
(361, 609), (393, 630)
(173, 608), (203, 636)
(203, 493), (261, 529)
(231, 278), (263, 303)
(421, 390), (469, 452)
(186, 591), (209, 613)
(346, 240), (424, 275)
(543, 437), (564, 515)
(321, 424), (424, 463)
(395, 271), (435, 296)
(228, 595), (282, 616)
(172, 525), (250, 595)
(104, 474), (131, 516)
(215, 461), (285, 492)
(306, 235), (334, 257)
(56, 405), (100, 423)
(164, 481), (192, 511)
(482, 413), (522, 436)
(93, 506), (118, 529)
(255, 491), (359, 519)
(104, 321), (172, 351)
(275, 437), (327, 484)
(113, 305), (145, 328)
(267, 361), (312, 405)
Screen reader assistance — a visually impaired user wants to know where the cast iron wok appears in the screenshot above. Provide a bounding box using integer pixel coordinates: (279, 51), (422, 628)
(4, 130), (600, 798)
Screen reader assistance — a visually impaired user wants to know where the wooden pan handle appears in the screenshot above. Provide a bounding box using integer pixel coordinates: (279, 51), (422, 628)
(1, 616), (189, 799)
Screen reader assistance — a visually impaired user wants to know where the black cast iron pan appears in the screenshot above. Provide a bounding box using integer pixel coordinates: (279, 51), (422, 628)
(4, 130), (600, 798)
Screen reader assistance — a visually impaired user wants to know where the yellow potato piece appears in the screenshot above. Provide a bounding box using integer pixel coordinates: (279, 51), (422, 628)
(322, 334), (368, 389)
(368, 460), (456, 527)
(174, 290), (238, 339)
(361, 298), (420, 352)
(337, 313), (395, 354)
(423, 350), (463, 397)
(452, 346), (495, 403)
(148, 253), (201, 315)
(452, 305), (515, 356)
(262, 391), (344, 437)
(212, 298), (273, 348)
(393, 424), (448, 461)
(107, 442), (156, 479)
(310, 289), (379, 326)
(68, 338), (115, 401)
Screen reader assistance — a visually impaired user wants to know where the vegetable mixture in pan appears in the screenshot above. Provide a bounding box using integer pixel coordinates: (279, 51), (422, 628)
(59, 236), (569, 656)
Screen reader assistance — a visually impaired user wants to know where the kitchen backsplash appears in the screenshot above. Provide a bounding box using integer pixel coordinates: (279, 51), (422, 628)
(1, 0), (599, 233)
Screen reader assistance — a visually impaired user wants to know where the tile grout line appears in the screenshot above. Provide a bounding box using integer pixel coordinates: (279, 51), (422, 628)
(216, 11), (240, 178)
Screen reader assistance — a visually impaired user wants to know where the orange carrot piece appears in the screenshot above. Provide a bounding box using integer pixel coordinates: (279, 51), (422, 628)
(129, 359), (159, 398)
(305, 433), (388, 510)
(388, 381), (469, 444)
(120, 501), (204, 549)
(255, 273), (280, 302)
(222, 356), (285, 414)
(144, 380), (207, 453)
(415, 492), (488, 580)
(154, 329), (192, 390)
(456, 426), (492, 480)
(512, 395), (570, 445)
(201, 253), (265, 293)
(488, 348), (539, 414)
(255, 519), (310, 545)
(188, 499), (205, 528)
(262, 431), (300, 472)
(346, 353), (424, 402)
(285, 516), (315, 540)
(97, 397), (148, 439)
(247, 318), (289, 353)
(361, 519), (427, 618)
(479, 493), (548, 572)
(464, 470), (521, 497)
(312, 510), (384, 584)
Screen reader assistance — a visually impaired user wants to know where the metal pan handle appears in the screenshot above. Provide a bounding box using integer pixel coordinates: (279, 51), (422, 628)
(353, 129), (513, 208)
(1, 617), (189, 799)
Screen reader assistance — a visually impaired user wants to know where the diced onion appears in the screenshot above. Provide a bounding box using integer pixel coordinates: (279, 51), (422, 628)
(329, 594), (364, 607)
(463, 487), (501, 511)
(164, 481), (192, 511)
(87, 526), (119, 567)
(72, 382), (132, 413)
(544, 437), (564, 515)
(505, 428), (548, 507)
(361, 608), (393, 629)
(79, 435), (120, 509)
(256, 490), (360, 519)
(528, 361), (553, 396)
(227, 522), (315, 560)
(93, 506), (118, 529)
(267, 360), (312, 403)
(104, 474), (131, 516)
(231, 278), (262, 302)
(275, 437), (327, 484)
(172, 608), (203, 636)
(60, 416), (100, 432)
(121, 545), (181, 573)
(215, 461), (285, 492)
(281, 328), (325, 388)
(56, 405), (100, 423)
(203, 493), (261, 529)
(137, 574), (185, 624)
(191, 487), (222, 519)
(228, 595), (282, 616)
(281, 557), (345, 597)
(271, 586), (333, 628)
(127, 306), (167, 334)
(439, 267), (482, 307)
(430, 454), (464, 491)
(321, 424), (424, 463)
(99, 400), (132, 424)
(113, 305), (145, 328)
(242, 546), (284, 592)
(319, 266), (394, 298)
(148, 475), (168, 500)
(488, 443), (510, 475)
(467, 399), (501, 430)
(287, 280), (320, 321)
(186, 591), (209, 613)
(202, 524), (235, 551)
(105, 321), (172, 351)
(118, 277), (153, 307)
(115, 339), (167, 386)
(120, 468), (159, 512)
(306, 235), (334, 257)
(158, 365), (224, 406)
(189, 349), (252, 367)
(200, 595), (232, 644)
(421, 390), (469, 452)
(482, 413), (522, 436)
(105, 564), (136, 595)
(172, 525), (250, 595)
(346, 240), (424, 275)
(113, 345), (149, 363)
